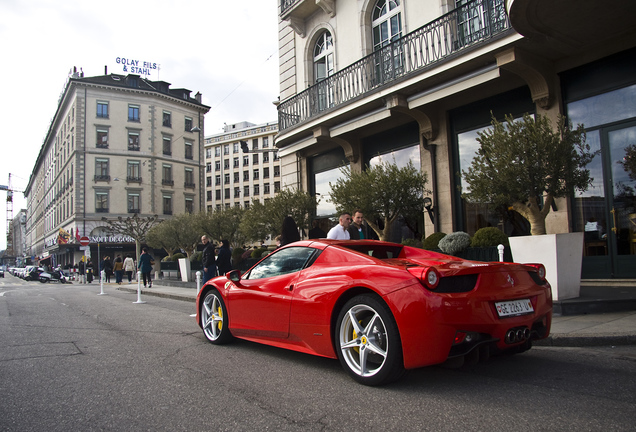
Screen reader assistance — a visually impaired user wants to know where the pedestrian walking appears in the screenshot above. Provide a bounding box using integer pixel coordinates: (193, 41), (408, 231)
(216, 239), (232, 276)
(113, 255), (124, 285)
(201, 235), (216, 283)
(137, 248), (154, 288)
(123, 254), (135, 283)
(280, 216), (300, 246)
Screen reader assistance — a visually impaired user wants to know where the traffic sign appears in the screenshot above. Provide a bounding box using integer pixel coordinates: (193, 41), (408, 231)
(80, 236), (90, 246)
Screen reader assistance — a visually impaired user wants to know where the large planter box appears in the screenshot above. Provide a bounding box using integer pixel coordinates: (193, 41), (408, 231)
(509, 232), (584, 301)
(178, 258), (191, 282)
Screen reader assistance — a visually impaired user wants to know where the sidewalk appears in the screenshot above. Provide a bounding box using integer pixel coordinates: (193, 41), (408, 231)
(94, 278), (636, 348)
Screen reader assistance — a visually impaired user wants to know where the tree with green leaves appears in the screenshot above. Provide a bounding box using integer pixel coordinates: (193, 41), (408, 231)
(329, 161), (428, 241)
(239, 189), (318, 243)
(145, 213), (201, 258)
(101, 214), (160, 264)
(619, 144), (636, 180)
(197, 206), (246, 248)
(462, 113), (595, 235)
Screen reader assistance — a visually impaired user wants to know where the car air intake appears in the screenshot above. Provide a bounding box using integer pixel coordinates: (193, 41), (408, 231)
(435, 274), (478, 293)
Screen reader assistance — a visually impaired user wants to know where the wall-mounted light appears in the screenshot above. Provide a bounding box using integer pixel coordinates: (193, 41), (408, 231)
(424, 197), (434, 224)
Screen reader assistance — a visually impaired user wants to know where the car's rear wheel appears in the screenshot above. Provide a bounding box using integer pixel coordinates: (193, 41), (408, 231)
(200, 290), (233, 344)
(335, 294), (405, 386)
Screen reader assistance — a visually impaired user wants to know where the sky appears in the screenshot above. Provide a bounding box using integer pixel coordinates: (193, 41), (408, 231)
(0, 0), (280, 250)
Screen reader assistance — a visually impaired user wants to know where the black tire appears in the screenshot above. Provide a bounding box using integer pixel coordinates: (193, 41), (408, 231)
(200, 289), (233, 344)
(39, 277), (48, 284)
(335, 294), (405, 386)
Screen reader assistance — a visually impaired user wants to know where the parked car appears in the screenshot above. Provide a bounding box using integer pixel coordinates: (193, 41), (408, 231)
(196, 239), (553, 386)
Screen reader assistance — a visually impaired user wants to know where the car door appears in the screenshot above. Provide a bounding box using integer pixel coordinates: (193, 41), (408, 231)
(227, 246), (317, 339)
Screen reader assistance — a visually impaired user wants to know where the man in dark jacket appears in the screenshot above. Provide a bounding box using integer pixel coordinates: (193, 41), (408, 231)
(201, 235), (217, 283)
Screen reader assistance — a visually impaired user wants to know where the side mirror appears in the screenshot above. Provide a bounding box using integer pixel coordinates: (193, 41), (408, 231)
(227, 269), (241, 282)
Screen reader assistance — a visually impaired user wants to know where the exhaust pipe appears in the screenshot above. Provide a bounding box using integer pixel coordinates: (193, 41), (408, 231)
(505, 327), (530, 344)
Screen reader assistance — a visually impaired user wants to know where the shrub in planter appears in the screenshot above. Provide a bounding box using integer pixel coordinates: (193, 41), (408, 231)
(232, 247), (245, 264)
(422, 232), (447, 250)
(470, 227), (509, 248)
(190, 251), (202, 262)
(402, 238), (423, 248)
(251, 248), (266, 259)
(438, 232), (471, 256)
(172, 253), (186, 261)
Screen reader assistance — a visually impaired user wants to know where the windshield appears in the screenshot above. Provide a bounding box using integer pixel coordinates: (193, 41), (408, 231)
(339, 243), (403, 259)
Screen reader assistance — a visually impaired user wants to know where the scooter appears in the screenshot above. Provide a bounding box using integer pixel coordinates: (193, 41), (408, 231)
(25, 267), (44, 281)
(39, 267), (69, 284)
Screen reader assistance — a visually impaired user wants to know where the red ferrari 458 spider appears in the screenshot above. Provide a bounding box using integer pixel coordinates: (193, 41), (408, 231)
(196, 240), (552, 386)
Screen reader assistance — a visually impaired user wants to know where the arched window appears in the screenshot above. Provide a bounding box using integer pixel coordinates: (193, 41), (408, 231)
(372, 0), (402, 51)
(313, 30), (334, 83)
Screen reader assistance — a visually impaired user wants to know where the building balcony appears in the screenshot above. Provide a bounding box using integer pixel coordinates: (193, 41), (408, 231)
(162, 179), (174, 186)
(184, 182), (196, 189)
(126, 176), (142, 183)
(278, 0), (511, 133)
(94, 175), (111, 182)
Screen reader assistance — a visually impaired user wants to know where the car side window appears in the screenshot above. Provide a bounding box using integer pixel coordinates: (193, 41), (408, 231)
(245, 247), (316, 280)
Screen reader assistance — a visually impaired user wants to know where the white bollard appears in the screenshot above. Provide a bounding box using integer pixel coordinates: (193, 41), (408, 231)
(98, 270), (107, 295)
(133, 270), (146, 304)
(196, 271), (202, 295)
(498, 244), (505, 262)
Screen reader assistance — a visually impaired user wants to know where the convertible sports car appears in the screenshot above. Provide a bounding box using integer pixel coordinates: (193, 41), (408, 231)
(196, 239), (552, 386)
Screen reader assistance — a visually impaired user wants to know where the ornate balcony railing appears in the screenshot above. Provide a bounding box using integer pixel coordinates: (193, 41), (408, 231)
(278, 0), (510, 132)
(280, 0), (300, 16)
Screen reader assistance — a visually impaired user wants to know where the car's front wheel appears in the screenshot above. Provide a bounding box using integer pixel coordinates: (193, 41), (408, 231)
(200, 290), (233, 344)
(335, 294), (405, 386)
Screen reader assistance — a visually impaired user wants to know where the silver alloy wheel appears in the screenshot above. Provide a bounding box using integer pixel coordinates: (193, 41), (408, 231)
(201, 292), (224, 341)
(338, 303), (388, 378)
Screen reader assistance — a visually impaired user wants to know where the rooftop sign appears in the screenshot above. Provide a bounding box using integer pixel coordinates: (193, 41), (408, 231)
(115, 57), (158, 77)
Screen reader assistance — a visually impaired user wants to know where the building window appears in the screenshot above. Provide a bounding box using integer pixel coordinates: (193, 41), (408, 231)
(263, 167), (270, 178)
(253, 169), (259, 180)
(163, 111), (172, 127)
(224, 188), (230, 199)
(264, 183), (271, 194)
(127, 160), (141, 183)
(128, 193), (140, 213)
(94, 158), (110, 181)
(163, 195), (173, 215)
(206, 148), (212, 159)
(185, 197), (194, 214)
(185, 117), (193, 132)
(252, 139), (259, 150)
(215, 146), (221, 157)
(97, 129), (109, 148)
(215, 190), (221, 200)
(207, 190), (212, 201)
(244, 186), (250, 197)
(224, 173), (230, 184)
(253, 153), (259, 164)
(233, 142), (239, 153)
(224, 159), (230, 169)
(243, 155), (249, 166)
(185, 168), (195, 188)
(314, 30), (334, 83)
(96, 191), (109, 212)
(263, 153), (270, 163)
(372, 0), (403, 51)
(263, 136), (269, 148)
(206, 162), (212, 173)
(185, 141), (193, 159)
(97, 101), (109, 118)
(128, 132), (140, 151)
(244, 201), (250, 209)
(234, 187), (240, 198)
(215, 175), (221, 186)
(215, 161), (221, 171)
(128, 104), (140, 122)
(206, 176), (212, 187)
(224, 144), (230, 155)
(254, 184), (260, 196)
(233, 157), (239, 168)
(162, 164), (173, 186)
(163, 137), (172, 155)
(243, 171), (249, 181)
(274, 181), (281, 192)
(233, 172), (239, 183)
(274, 166), (280, 177)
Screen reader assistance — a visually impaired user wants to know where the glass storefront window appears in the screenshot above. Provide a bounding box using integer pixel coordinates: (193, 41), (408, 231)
(568, 84), (636, 129)
(315, 165), (349, 217)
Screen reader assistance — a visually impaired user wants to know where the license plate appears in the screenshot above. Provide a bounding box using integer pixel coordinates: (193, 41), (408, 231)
(495, 299), (534, 317)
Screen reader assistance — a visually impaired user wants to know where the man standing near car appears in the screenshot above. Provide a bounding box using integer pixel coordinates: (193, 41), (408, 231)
(201, 235), (217, 283)
(348, 210), (365, 240)
(327, 213), (352, 240)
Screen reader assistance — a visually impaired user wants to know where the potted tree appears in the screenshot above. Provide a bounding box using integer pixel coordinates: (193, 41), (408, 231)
(462, 113), (595, 300)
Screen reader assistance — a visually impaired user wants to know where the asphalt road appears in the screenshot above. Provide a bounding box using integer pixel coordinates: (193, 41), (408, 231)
(1, 277), (635, 431)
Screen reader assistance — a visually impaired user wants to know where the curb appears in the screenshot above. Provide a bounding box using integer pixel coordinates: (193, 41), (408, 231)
(534, 334), (636, 347)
